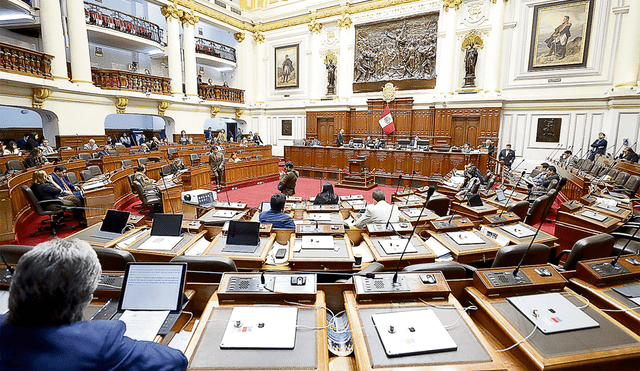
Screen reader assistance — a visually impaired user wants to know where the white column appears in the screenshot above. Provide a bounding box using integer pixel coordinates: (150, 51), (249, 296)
(165, 14), (182, 96)
(438, 7), (458, 94)
(310, 30), (322, 100)
(338, 24), (350, 99)
(613, 2), (640, 87)
(40, 0), (68, 80)
(66, 0), (93, 84)
(483, 0), (506, 93)
(235, 33), (252, 103)
(256, 39), (266, 103)
(182, 21), (198, 98)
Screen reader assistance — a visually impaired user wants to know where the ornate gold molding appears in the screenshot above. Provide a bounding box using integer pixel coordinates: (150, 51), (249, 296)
(234, 32), (246, 43)
(308, 21), (322, 34)
(337, 15), (352, 29)
(443, 0), (463, 11)
(211, 106), (220, 118)
(32, 88), (50, 108)
(322, 51), (338, 64)
(181, 11), (199, 25)
(116, 97), (128, 114)
(161, 5), (183, 22)
(382, 83), (397, 103)
(158, 101), (169, 116)
(461, 29), (484, 50)
(253, 32), (265, 43)
(235, 108), (244, 118)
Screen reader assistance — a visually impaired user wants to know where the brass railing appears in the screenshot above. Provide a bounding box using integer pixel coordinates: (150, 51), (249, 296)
(0, 41), (53, 79)
(84, 2), (164, 45)
(195, 37), (236, 63)
(198, 84), (244, 103)
(92, 68), (171, 95)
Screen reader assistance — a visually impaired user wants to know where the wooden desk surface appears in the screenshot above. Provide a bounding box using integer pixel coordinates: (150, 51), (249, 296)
(481, 223), (557, 247)
(429, 229), (502, 264)
(362, 234), (436, 269)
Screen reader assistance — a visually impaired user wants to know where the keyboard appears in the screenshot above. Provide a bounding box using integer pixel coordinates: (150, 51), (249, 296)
(222, 243), (259, 253)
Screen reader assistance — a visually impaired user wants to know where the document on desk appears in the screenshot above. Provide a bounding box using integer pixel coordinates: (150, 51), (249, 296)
(119, 310), (169, 341)
(220, 306), (298, 349)
(425, 237), (452, 259)
(184, 237), (210, 256)
(169, 319), (199, 353)
(581, 210), (607, 222)
(308, 213), (331, 221)
(0, 290), (9, 315)
(500, 224), (536, 238)
(446, 231), (484, 245)
(116, 229), (149, 249)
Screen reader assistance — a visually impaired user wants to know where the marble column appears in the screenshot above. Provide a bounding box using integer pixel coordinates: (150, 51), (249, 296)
(66, 0), (93, 84)
(40, 0), (68, 80)
(310, 26), (322, 100)
(182, 12), (199, 98)
(255, 36), (266, 103)
(483, 0), (506, 93)
(439, 5), (458, 94)
(161, 5), (183, 96)
(613, 2), (640, 87)
(338, 17), (352, 99)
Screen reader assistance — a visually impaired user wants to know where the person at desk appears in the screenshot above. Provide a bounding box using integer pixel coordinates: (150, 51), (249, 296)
(410, 135), (420, 148)
(302, 138), (311, 147)
(588, 132), (607, 161)
(31, 170), (85, 226)
(461, 142), (472, 154)
(313, 182), (339, 205)
(178, 130), (189, 145)
(619, 146), (639, 163)
(336, 128), (344, 147)
(480, 139), (495, 157)
(364, 136), (374, 148)
(530, 162), (550, 186)
(96, 145), (111, 158)
(170, 158), (185, 174)
(148, 137), (160, 151)
(498, 144), (516, 169)
(559, 150), (572, 164)
(355, 190), (405, 229)
(259, 193), (295, 229)
(311, 137), (321, 146)
(278, 161), (298, 196)
(39, 138), (56, 155)
(133, 165), (156, 186)
(463, 163), (484, 185)
(228, 152), (240, 163)
(22, 147), (49, 168)
(529, 165), (559, 195)
(138, 143), (150, 154)
(84, 139), (98, 150)
(3, 140), (21, 156)
(120, 132), (132, 147)
(208, 146), (225, 188)
(253, 132), (264, 145)
(0, 238), (188, 371)
(25, 132), (40, 151)
(373, 137), (382, 149)
(51, 165), (83, 202)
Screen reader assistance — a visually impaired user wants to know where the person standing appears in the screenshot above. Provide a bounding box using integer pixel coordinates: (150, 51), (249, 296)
(278, 161), (298, 196)
(498, 144), (516, 169)
(336, 129), (344, 147)
(253, 132), (264, 145)
(236, 127), (243, 143)
(205, 127), (213, 142)
(208, 146), (225, 188)
(589, 132), (607, 161)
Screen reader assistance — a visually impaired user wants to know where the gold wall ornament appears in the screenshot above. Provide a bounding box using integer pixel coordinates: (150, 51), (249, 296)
(115, 97), (128, 114)
(461, 29), (484, 50)
(443, 0), (463, 11)
(234, 32), (246, 42)
(210, 106), (220, 117)
(308, 21), (323, 34)
(235, 108), (244, 118)
(158, 101), (170, 116)
(253, 32), (265, 43)
(161, 5), (183, 21)
(491, 0), (509, 3)
(180, 11), (199, 25)
(322, 51), (338, 64)
(337, 15), (352, 29)
(32, 88), (51, 108)
(382, 83), (397, 103)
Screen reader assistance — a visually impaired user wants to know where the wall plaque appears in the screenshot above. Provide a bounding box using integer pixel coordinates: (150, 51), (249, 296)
(536, 118), (561, 143)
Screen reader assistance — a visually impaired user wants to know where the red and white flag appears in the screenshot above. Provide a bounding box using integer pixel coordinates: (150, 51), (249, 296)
(378, 105), (395, 135)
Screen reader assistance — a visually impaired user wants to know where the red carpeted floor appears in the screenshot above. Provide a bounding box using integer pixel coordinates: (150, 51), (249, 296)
(6, 177), (557, 246)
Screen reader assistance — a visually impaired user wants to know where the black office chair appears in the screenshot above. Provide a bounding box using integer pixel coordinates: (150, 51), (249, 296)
(78, 153), (92, 162)
(167, 147), (178, 159)
(524, 195), (550, 226)
(80, 169), (93, 181)
(65, 172), (80, 186)
(552, 234), (614, 271)
(0, 244), (33, 264)
(5, 160), (24, 174)
(426, 197), (450, 217)
(87, 165), (102, 178)
(491, 243), (551, 268)
(613, 175), (640, 198)
(169, 255), (238, 283)
(507, 200), (530, 221)
(121, 159), (134, 168)
(402, 262), (477, 279)
(613, 171), (630, 186)
(133, 180), (162, 214)
(160, 164), (172, 176)
(190, 153), (200, 166)
(93, 247), (135, 271)
(22, 185), (75, 237)
(137, 158), (150, 167)
(108, 150), (119, 157)
(611, 223), (640, 256)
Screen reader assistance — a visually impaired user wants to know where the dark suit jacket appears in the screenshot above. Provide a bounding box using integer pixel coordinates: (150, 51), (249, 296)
(336, 133), (344, 147)
(499, 149), (515, 167)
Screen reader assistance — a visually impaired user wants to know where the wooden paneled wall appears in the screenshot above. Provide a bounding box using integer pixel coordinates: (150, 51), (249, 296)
(306, 98), (500, 148)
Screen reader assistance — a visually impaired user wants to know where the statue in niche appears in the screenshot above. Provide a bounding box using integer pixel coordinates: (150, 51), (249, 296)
(463, 42), (478, 88)
(326, 59), (336, 95)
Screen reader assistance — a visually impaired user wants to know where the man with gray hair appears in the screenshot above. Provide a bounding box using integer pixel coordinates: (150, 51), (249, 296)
(355, 190), (405, 229)
(0, 239), (188, 371)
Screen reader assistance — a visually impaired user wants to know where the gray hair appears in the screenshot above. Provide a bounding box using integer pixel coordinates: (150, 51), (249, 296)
(372, 190), (386, 202)
(6, 239), (101, 327)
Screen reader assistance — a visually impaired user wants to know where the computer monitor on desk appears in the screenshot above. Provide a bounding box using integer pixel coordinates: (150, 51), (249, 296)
(397, 139), (410, 149)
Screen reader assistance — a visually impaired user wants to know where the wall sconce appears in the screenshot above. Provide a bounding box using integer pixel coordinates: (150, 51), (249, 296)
(199, 67), (205, 75)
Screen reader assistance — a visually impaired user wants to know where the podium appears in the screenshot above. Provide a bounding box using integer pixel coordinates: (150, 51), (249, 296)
(336, 157), (376, 190)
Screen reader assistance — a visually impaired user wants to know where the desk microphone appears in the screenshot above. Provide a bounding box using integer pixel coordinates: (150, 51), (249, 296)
(512, 196), (555, 278)
(403, 170), (417, 195)
(611, 228), (640, 267)
(547, 143), (563, 161)
(1, 252), (14, 275)
(393, 174), (403, 196)
(392, 186), (436, 286)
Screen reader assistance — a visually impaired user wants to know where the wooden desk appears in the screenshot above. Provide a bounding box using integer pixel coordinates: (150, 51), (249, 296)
(123, 230), (206, 262)
(157, 180), (184, 214)
(362, 234), (436, 269)
(182, 165), (210, 191)
(65, 223), (141, 248)
(288, 235), (355, 270)
(224, 156), (279, 187)
(84, 186), (115, 226)
(200, 232), (273, 269)
(555, 207), (623, 246)
(429, 229), (502, 264)
(481, 223), (557, 247)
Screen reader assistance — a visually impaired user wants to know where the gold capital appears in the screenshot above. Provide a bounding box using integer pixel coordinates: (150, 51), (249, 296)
(211, 106), (220, 118)
(116, 97), (128, 114)
(235, 108), (244, 118)
(234, 32), (246, 43)
(443, 0), (463, 11)
(32, 88), (51, 108)
(161, 5), (182, 22)
(158, 101), (169, 116)
(337, 16), (352, 29)
(308, 21), (322, 34)
(253, 32), (265, 44)
(180, 11), (199, 25)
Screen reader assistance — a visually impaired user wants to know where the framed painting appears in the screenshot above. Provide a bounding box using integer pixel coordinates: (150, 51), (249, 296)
(275, 45), (299, 89)
(528, 0), (594, 71)
(536, 118), (562, 143)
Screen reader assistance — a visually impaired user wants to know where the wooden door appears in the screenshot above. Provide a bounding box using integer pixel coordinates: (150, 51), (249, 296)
(451, 116), (480, 147)
(318, 118), (335, 145)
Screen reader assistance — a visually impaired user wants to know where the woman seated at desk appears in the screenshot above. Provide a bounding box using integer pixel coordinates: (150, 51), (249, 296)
(0, 239), (188, 371)
(3, 140), (21, 156)
(170, 158), (186, 175)
(228, 153), (240, 163)
(22, 147), (49, 169)
(313, 182), (339, 205)
(30, 170), (86, 226)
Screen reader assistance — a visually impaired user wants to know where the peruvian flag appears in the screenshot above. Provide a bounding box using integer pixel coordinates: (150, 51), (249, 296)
(378, 105), (395, 135)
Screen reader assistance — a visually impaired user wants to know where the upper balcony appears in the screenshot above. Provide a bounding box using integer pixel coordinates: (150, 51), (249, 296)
(195, 37), (236, 68)
(0, 41), (53, 80)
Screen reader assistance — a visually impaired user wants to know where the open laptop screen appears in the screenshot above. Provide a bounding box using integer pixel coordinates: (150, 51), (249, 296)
(261, 202), (271, 213)
(150, 214), (183, 237)
(227, 220), (260, 246)
(119, 263), (187, 312)
(100, 210), (130, 233)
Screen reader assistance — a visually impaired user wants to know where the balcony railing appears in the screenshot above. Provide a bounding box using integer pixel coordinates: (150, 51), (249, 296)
(84, 2), (164, 45)
(195, 37), (236, 63)
(0, 41), (53, 80)
(92, 68), (171, 95)
(198, 84), (244, 103)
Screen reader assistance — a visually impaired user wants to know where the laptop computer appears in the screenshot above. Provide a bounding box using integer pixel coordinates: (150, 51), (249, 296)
(495, 189), (507, 203)
(90, 210), (130, 240)
(261, 201), (271, 213)
(112, 262), (188, 336)
(222, 220), (261, 253)
(137, 214), (184, 251)
(467, 193), (484, 207)
(507, 292), (599, 334)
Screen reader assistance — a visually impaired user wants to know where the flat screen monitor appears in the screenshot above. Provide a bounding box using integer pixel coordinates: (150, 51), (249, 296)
(353, 138), (363, 145)
(398, 139), (410, 147)
(417, 140), (430, 146)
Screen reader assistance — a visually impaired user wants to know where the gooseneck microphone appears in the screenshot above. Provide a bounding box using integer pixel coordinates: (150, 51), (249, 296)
(496, 170), (527, 220)
(611, 228), (640, 267)
(392, 186), (436, 285)
(512, 198), (556, 278)
(547, 143), (563, 161)
(393, 174), (403, 196)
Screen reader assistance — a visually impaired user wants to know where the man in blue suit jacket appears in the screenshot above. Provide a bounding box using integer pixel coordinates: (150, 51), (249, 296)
(588, 132), (607, 161)
(50, 165), (83, 202)
(0, 239), (188, 371)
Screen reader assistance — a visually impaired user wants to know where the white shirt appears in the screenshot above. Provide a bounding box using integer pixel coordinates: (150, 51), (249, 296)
(355, 200), (405, 229)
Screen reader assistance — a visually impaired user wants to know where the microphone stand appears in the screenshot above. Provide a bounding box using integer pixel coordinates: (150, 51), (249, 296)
(512, 199), (554, 278)
(491, 170), (527, 223)
(611, 228), (640, 267)
(546, 143), (563, 161)
(393, 174), (403, 198)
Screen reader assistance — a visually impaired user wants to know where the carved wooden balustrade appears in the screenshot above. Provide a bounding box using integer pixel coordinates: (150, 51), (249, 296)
(198, 84), (244, 103)
(84, 2), (164, 45)
(195, 37), (236, 62)
(0, 41), (53, 79)
(92, 68), (171, 95)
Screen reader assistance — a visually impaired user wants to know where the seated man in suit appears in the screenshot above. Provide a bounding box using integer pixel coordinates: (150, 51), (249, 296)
(463, 163), (484, 185)
(311, 137), (321, 146)
(619, 147), (639, 163)
(0, 238), (188, 371)
(355, 190), (405, 229)
(51, 165), (83, 202)
(410, 135), (420, 148)
(530, 162), (550, 186)
(259, 193), (295, 229)
(529, 165), (559, 197)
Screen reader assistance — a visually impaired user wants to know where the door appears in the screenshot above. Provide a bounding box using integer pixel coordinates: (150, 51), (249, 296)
(317, 118), (335, 145)
(451, 116), (480, 147)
